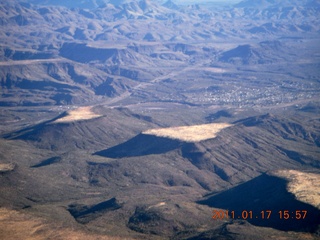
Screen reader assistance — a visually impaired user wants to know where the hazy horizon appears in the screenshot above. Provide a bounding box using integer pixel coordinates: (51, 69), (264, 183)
(166, 0), (241, 4)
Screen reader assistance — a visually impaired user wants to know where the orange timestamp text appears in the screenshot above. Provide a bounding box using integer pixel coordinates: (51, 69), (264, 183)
(212, 210), (308, 220)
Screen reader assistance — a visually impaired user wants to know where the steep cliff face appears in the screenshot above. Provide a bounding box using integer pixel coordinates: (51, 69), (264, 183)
(91, 113), (320, 190)
(198, 172), (320, 232)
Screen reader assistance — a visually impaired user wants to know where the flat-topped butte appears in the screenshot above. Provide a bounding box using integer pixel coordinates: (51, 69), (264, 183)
(143, 123), (232, 142)
(276, 170), (320, 210)
(54, 106), (102, 123)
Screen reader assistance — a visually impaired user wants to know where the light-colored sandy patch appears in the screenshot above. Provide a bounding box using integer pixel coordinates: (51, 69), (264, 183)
(276, 170), (320, 209)
(143, 123), (232, 142)
(202, 67), (226, 73)
(0, 59), (63, 66)
(154, 202), (166, 208)
(87, 42), (126, 49)
(54, 106), (102, 123)
(0, 163), (15, 173)
(0, 208), (135, 240)
(147, 202), (166, 210)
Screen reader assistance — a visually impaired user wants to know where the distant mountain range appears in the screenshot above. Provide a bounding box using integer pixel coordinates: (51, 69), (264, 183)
(18, 0), (168, 9)
(235, 0), (320, 8)
(1, 0), (318, 106)
(16, 0), (320, 10)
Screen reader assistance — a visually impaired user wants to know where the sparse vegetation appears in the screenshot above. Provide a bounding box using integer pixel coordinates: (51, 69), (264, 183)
(276, 170), (320, 210)
(0, 208), (135, 240)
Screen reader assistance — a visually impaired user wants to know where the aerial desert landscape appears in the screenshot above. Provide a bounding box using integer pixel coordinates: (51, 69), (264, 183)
(0, 0), (319, 239)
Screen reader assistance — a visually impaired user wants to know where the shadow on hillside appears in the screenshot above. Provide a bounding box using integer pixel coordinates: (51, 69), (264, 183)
(30, 156), (61, 168)
(198, 173), (320, 232)
(94, 133), (182, 158)
(2, 112), (68, 140)
(68, 197), (121, 224)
